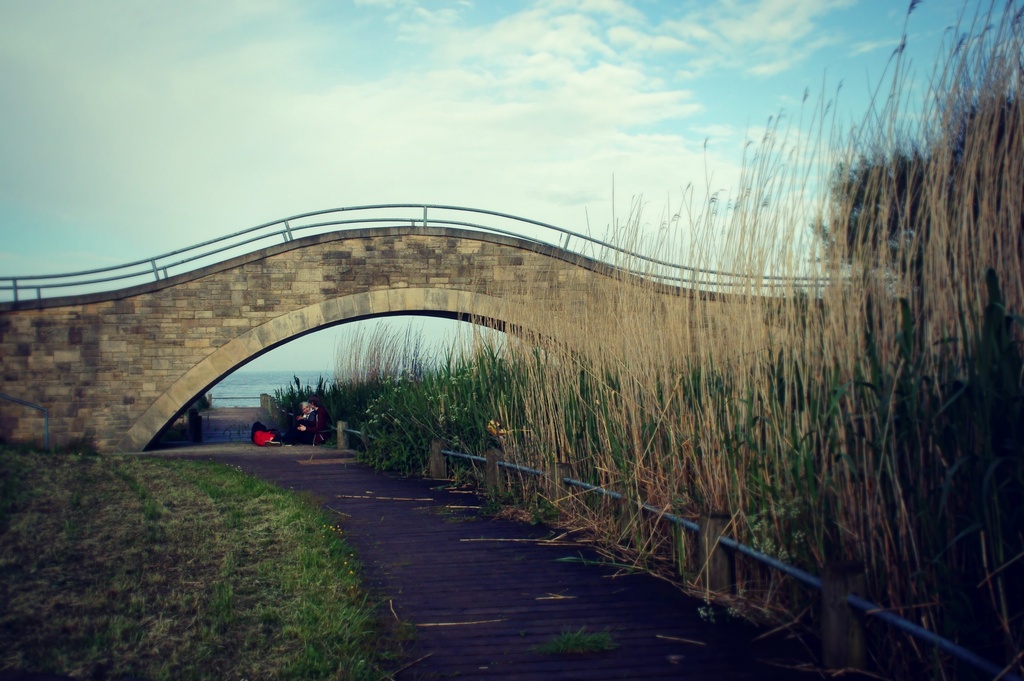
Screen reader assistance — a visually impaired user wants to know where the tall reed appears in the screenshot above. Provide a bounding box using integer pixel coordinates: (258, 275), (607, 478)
(483, 3), (1021, 677)
(335, 4), (1022, 677)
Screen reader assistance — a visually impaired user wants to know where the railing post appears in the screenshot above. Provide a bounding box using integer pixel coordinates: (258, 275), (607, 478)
(428, 439), (446, 479)
(484, 448), (502, 494)
(545, 460), (569, 505)
(698, 512), (735, 594)
(336, 421), (348, 450)
(11, 278), (17, 303)
(187, 408), (202, 443)
(422, 205), (428, 228)
(822, 561), (867, 671)
(671, 519), (688, 578)
(615, 494), (640, 545)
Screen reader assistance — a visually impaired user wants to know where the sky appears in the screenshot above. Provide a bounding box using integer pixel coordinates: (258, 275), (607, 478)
(0, 0), (999, 375)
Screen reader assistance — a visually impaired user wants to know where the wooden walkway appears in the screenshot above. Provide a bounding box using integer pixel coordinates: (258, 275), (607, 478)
(160, 439), (823, 680)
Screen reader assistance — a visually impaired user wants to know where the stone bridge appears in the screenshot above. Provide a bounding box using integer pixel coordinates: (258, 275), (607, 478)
(0, 225), (703, 452)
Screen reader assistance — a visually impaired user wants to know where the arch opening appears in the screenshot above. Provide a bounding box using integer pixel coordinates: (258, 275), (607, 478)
(126, 289), (519, 452)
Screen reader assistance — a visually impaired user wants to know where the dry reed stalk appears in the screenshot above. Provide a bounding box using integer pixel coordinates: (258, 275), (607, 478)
(460, 4), (1023, 678)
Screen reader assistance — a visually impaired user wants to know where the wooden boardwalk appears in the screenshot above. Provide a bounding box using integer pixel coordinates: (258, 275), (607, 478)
(161, 439), (823, 680)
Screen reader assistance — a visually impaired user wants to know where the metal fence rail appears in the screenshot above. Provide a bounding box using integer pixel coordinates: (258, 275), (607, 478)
(0, 203), (831, 302)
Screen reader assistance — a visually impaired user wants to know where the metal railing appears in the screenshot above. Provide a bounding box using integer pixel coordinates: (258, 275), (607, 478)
(343, 428), (1020, 681)
(0, 203), (830, 303)
(0, 392), (49, 449)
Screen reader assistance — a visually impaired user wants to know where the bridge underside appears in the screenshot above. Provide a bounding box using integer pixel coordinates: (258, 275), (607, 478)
(129, 289), (516, 452)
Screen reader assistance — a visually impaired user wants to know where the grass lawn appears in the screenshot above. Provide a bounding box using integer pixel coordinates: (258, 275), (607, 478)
(0, 447), (394, 680)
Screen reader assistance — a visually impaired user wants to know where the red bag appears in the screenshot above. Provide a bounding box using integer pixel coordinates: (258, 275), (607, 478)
(253, 430), (280, 446)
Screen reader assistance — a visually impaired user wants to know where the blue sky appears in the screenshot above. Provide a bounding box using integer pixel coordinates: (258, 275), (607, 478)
(0, 0), (993, 373)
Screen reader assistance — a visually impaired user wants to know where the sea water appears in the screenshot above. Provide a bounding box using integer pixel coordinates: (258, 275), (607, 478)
(208, 370), (334, 408)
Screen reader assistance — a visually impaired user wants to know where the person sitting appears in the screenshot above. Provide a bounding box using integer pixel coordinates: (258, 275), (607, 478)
(282, 402), (311, 444)
(305, 395), (332, 445)
(283, 397), (331, 445)
(294, 401), (313, 428)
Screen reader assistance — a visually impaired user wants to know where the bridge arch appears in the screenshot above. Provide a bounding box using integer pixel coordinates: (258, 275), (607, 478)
(124, 287), (520, 452)
(1, 226), (635, 452)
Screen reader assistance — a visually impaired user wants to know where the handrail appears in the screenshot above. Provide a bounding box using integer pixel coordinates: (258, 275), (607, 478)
(344, 426), (1020, 681)
(0, 203), (831, 302)
(0, 392), (49, 449)
(844, 594), (1014, 680)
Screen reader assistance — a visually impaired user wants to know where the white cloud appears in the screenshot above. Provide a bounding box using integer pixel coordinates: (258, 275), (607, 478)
(608, 25), (693, 54)
(649, 35), (694, 53)
(546, 0), (646, 24)
(434, 8), (615, 66)
(849, 37), (902, 56)
(607, 24), (645, 48)
(690, 123), (740, 141)
(661, 0), (855, 77)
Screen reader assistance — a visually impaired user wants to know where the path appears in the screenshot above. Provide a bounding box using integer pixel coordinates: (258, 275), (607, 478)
(200, 406), (269, 443)
(159, 426), (824, 680)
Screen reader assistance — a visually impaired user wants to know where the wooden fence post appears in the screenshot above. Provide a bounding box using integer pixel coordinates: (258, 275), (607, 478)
(545, 461), (569, 505)
(187, 408), (202, 443)
(672, 521), (689, 579)
(428, 439), (446, 479)
(822, 561), (867, 671)
(485, 448), (502, 494)
(699, 512), (735, 594)
(336, 421), (348, 450)
(618, 495), (643, 545)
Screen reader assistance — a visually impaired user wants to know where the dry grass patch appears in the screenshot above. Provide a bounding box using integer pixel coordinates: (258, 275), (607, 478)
(0, 449), (393, 681)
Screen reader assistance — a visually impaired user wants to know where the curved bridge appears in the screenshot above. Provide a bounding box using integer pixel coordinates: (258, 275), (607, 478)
(0, 224), (664, 452)
(1, 201), (817, 453)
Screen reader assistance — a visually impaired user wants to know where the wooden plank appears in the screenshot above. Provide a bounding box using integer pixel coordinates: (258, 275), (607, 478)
(295, 457), (356, 465)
